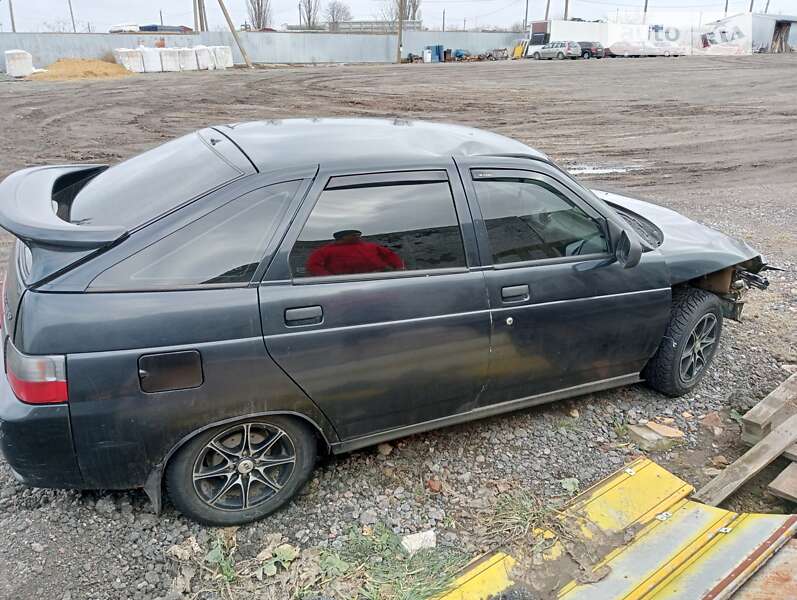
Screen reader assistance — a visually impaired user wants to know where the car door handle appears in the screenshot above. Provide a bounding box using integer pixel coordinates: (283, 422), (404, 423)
(285, 305), (323, 326)
(501, 285), (530, 302)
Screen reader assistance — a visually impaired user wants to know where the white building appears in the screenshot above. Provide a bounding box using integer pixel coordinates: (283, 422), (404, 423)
(529, 12), (796, 55)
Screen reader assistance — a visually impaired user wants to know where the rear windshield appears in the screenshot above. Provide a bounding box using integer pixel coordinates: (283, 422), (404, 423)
(69, 133), (242, 227)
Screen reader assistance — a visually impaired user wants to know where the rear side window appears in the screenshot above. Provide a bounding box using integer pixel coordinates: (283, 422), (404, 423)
(90, 181), (300, 290)
(289, 180), (466, 278)
(473, 176), (608, 264)
(70, 133), (243, 228)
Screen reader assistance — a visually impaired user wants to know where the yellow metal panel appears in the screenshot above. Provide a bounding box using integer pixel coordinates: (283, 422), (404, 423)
(435, 552), (516, 600)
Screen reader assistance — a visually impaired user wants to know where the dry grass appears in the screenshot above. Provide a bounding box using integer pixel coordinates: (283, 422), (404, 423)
(29, 58), (132, 81)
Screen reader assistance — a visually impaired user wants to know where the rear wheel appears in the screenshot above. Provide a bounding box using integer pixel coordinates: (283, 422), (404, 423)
(557, 52), (566, 60)
(166, 416), (316, 526)
(533, 52), (541, 60)
(582, 51), (591, 59)
(643, 288), (723, 397)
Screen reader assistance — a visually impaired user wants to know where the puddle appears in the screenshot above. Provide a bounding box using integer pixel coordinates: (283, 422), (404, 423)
(567, 164), (645, 175)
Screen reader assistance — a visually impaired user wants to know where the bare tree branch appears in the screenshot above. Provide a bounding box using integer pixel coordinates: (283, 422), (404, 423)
(246, 0), (272, 30)
(300, 0), (322, 28)
(379, 0), (422, 24)
(326, 0), (353, 30)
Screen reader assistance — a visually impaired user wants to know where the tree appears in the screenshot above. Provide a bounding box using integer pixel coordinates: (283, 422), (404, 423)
(326, 0), (352, 30)
(379, 0), (421, 23)
(300, 0), (321, 28)
(247, 0), (272, 30)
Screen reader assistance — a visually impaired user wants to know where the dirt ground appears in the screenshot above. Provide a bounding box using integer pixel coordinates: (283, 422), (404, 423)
(0, 56), (795, 600)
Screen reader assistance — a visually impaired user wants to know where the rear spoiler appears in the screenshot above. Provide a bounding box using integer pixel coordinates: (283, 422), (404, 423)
(0, 165), (128, 249)
(0, 165), (130, 286)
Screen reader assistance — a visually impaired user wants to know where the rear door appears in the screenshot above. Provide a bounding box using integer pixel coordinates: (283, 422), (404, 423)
(458, 159), (671, 406)
(259, 166), (490, 441)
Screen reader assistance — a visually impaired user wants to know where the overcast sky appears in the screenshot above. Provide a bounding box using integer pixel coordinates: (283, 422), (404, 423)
(1, 0), (794, 32)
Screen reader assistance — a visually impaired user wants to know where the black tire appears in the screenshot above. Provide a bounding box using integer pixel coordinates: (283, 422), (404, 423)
(643, 287), (723, 397)
(166, 416), (316, 526)
(533, 52), (541, 60)
(557, 52), (566, 60)
(582, 51), (591, 59)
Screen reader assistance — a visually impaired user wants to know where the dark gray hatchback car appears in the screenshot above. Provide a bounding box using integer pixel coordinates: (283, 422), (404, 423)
(0, 119), (768, 525)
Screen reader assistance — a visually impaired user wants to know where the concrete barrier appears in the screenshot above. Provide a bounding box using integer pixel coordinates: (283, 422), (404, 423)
(160, 48), (181, 72)
(178, 47), (198, 71)
(4, 49), (34, 77)
(140, 46), (162, 72)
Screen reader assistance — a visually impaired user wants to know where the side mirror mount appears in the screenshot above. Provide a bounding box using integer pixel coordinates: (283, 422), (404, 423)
(615, 228), (642, 269)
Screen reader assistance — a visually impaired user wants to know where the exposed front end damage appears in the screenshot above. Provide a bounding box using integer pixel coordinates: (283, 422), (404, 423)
(591, 189), (773, 321)
(692, 259), (770, 322)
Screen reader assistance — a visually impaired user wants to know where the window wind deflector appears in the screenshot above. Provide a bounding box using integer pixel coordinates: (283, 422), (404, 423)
(326, 170), (448, 190)
(0, 165), (128, 250)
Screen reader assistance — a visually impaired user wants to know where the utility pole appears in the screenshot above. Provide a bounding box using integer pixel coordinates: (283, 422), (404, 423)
(160, 10), (164, 26)
(764, 0), (770, 13)
(396, 0), (405, 63)
(523, 0), (529, 31)
(442, 9), (445, 32)
(749, 0), (754, 12)
(217, 0), (253, 67)
(67, 0), (76, 32)
(193, 0), (199, 31)
(544, 0), (550, 21)
(298, 2), (301, 27)
(643, 0), (648, 24)
(463, 18), (466, 30)
(724, 0), (729, 16)
(8, 0), (16, 32)
(564, 0), (570, 21)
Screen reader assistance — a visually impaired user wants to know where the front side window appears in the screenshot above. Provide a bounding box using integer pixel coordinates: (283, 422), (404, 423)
(90, 181), (300, 290)
(290, 179), (466, 279)
(473, 176), (608, 265)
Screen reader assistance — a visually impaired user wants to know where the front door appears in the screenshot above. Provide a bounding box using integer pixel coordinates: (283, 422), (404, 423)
(460, 161), (672, 406)
(259, 167), (490, 440)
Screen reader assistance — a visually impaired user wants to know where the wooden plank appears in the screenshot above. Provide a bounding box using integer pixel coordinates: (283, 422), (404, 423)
(784, 443), (797, 463)
(742, 374), (797, 443)
(735, 540), (797, 600)
(693, 413), (797, 506)
(768, 463), (797, 503)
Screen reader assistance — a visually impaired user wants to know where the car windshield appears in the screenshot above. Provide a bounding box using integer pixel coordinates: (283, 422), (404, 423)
(69, 133), (242, 228)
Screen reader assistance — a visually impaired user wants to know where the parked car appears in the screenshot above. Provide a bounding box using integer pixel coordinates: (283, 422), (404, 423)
(0, 119), (769, 525)
(532, 41), (582, 60)
(577, 41), (605, 59)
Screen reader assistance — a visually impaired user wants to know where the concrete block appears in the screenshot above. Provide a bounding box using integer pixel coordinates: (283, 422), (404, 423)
(4, 50), (34, 78)
(194, 45), (215, 70)
(210, 46), (234, 69)
(113, 48), (144, 73)
(160, 48), (181, 72)
(139, 46), (162, 73)
(178, 47), (198, 71)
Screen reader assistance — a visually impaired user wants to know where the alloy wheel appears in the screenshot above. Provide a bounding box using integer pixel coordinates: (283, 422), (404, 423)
(679, 313), (718, 384)
(192, 422), (296, 511)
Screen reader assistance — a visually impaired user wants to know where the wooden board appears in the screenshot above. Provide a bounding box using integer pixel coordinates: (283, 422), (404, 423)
(734, 540), (797, 600)
(694, 413), (797, 506)
(742, 374), (797, 443)
(768, 462), (797, 503)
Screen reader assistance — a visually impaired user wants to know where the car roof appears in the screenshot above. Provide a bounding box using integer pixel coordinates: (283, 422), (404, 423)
(214, 118), (548, 171)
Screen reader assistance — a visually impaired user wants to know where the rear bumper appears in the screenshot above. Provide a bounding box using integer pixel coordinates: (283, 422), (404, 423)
(0, 338), (85, 488)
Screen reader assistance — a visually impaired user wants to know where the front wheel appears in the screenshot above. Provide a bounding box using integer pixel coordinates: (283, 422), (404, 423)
(582, 51), (591, 59)
(643, 288), (723, 397)
(533, 52), (541, 60)
(165, 416), (317, 526)
(557, 52), (566, 60)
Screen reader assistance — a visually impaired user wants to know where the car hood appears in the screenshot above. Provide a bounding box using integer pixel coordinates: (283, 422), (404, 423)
(592, 189), (764, 284)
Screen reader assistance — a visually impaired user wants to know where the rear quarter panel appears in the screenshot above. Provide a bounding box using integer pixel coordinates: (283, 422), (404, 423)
(23, 288), (335, 489)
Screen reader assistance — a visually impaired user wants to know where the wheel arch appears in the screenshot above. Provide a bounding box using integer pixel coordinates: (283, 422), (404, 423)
(143, 410), (332, 513)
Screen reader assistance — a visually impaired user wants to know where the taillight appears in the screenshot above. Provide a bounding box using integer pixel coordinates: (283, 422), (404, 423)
(5, 340), (67, 405)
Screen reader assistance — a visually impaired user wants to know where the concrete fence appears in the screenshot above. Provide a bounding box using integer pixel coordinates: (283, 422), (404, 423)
(0, 31), (522, 71)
